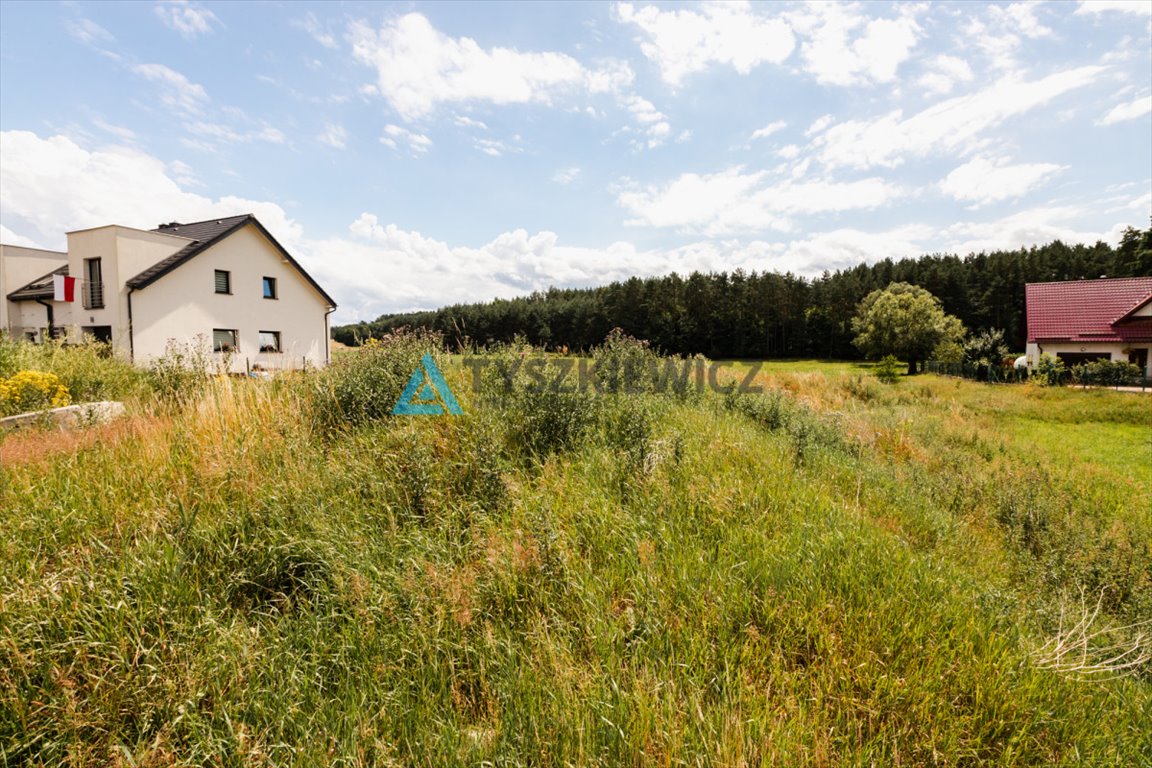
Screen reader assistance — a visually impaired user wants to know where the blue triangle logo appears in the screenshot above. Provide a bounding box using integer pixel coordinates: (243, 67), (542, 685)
(393, 354), (464, 416)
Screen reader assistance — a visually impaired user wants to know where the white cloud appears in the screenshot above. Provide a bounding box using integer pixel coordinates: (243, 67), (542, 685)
(750, 120), (787, 141)
(380, 124), (432, 155)
(616, 167), (902, 235)
(942, 205), (1117, 256)
(615, 1), (794, 86)
(621, 94), (672, 148)
(291, 12), (338, 49)
(65, 18), (114, 46)
(0, 224), (42, 248)
(453, 115), (489, 130)
(553, 167), (581, 184)
(349, 13), (632, 120)
(777, 225), (934, 274)
(318, 122), (347, 149)
(989, 3), (1054, 39)
(940, 157), (1066, 206)
(814, 66), (1104, 170)
(1097, 95), (1152, 125)
(805, 115), (834, 136)
(91, 118), (137, 141)
(788, 3), (921, 87)
(336, 213), (793, 317)
(1075, 0), (1152, 16)
(917, 54), (974, 96)
(132, 63), (209, 116)
(0, 130), (301, 250)
(186, 122), (287, 146)
(167, 159), (200, 187)
(2, 130), (1136, 324)
(777, 144), (802, 159)
(154, 1), (221, 40)
(474, 138), (514, 157)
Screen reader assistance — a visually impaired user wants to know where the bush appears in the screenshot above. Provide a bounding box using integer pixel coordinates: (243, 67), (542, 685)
(964, 329), (1011, 380)
(504, 384), (601, 460)
(592, 328), (662, 394)
(0, 370), (71, 416)
(148, 336), (214, 406)
(1070, 359), (1144, 388)
(1034, 354), (1066, 386)
(875, 355), (902, 384)
(0, 333), (26, 378)
(0, 336), (146, 404)
(311, 327), (445, 429)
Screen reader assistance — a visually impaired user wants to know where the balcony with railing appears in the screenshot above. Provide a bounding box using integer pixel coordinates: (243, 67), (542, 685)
(83, 280), (104, 309)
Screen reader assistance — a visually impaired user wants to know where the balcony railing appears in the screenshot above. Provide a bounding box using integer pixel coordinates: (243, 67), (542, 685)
(83, 281), (104, 309)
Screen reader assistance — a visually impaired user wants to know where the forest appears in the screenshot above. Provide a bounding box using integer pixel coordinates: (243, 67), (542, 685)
(333, 225), (1152, 358)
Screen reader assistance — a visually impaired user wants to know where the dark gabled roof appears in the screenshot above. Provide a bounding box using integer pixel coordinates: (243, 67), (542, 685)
(127, 214), (337, 308)
(6, 265), (69, 301)
(1026, 276), (1152, 344)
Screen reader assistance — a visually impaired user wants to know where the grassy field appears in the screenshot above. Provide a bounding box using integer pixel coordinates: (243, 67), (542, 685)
(1, 338), (1150, 766)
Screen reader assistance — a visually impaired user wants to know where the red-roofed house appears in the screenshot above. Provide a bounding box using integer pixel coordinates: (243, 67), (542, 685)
(1025, 277), (1152, 379)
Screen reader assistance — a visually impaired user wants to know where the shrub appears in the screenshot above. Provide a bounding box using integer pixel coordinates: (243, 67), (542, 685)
(0, 333), (27, 378)
(148, 336), (214, 406)
(593, 328), (661, 394)
(43, 339), (146, 403)
(0, 336), (146, 404)
(1034, 354), (1066, 386)
(312, 327), (445, 429)
(963, 329), (1011, 381)
(1070, 359), (1144, 388)
(875, 355), (902, 384)
(0, 370), (71, 416)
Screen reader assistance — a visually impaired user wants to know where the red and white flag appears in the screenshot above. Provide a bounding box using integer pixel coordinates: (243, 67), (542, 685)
(53, 274), (77, 302)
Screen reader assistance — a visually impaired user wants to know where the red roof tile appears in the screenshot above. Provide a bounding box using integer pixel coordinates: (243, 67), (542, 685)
(1026, 277), (1152, 344)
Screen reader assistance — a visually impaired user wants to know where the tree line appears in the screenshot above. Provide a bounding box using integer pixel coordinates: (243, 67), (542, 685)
(333, 225), (1152, 358)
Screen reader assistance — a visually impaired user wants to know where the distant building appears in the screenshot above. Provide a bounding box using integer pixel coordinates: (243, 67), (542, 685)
(1025, 276), (1152, 379)
(2, 214), (336, 371)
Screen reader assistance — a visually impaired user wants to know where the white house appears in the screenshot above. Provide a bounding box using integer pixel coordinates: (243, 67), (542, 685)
(1025, 276), (1152, 379)
(2, 214), (337, 371)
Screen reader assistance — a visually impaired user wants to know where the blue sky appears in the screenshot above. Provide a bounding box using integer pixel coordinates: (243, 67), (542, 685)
(1, 0), (1149, 323)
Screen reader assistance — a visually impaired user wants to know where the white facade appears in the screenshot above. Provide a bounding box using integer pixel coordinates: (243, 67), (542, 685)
(1024, 341), (1151, 378)
(0, 244), (68, 339)
(2, 216), (335, 372)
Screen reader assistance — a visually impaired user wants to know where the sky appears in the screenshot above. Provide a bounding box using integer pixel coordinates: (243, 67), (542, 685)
(0, 1), (1149, 324)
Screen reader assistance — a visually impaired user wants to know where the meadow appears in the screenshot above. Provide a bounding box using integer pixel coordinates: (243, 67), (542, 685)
(1, 334), (1150, 766)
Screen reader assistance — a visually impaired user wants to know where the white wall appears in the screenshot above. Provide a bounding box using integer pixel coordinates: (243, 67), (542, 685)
(130, 223), (332, 371)
(64, 226), (187, 354)
(1, 244), (67, 334)
(1026, 341), (1151, 378)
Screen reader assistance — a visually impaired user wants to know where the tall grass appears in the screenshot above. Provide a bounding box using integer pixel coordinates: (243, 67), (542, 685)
(1, 342), (1149, 765)
(0, 336), (149, 405)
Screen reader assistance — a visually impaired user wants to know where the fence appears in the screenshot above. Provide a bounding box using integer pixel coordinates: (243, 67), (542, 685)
(923, 361), (1028, 383)
(925, 360), (1150, 389)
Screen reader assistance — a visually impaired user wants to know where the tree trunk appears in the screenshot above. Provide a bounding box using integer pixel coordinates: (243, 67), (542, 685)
(907, 358), (918, 376)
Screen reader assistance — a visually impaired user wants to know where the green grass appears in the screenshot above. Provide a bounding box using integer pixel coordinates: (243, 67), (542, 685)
(1, 342), (1150, 766)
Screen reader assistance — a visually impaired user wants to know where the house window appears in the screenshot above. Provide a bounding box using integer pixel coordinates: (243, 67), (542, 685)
(259, 330), (282, 353)
(83, 258), (104, 309)
(213, 328), (238, 352)
(215, 270), (231, 294)
(263, 276), (277, 299)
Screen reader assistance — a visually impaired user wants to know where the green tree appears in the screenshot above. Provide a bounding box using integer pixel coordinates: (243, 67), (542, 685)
(852, 282), (966, 375)
(963, 328), (1011, 380)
